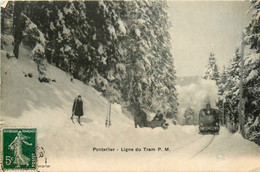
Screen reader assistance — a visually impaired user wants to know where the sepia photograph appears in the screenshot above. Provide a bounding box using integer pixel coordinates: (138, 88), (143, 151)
(1, 0), (260, 171)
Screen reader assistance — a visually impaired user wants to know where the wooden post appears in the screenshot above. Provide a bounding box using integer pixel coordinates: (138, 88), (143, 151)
(238, 33), (245, 133)
(108, 101), (111, 127)
(106, 101), (111, 128)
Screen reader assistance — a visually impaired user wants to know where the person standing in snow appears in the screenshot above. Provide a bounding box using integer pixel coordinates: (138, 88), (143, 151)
(71, 95), (84, 124)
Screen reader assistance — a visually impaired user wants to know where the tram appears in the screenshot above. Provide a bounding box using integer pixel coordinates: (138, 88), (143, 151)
(199, 103), (220, 134)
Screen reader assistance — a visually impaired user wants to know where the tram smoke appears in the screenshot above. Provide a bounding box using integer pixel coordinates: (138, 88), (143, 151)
(176, 79), (218, 125)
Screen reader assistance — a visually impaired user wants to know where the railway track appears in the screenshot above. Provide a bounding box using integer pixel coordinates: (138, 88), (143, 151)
(191, 134), (215, 159)
(148, 133), (217, 162)
(171, 135), (205, 151)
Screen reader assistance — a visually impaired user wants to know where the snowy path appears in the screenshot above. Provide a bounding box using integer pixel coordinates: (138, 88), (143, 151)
(44, 126), (260, 171)
(46, 127), (260, 171)
(125, 128), (260, 171)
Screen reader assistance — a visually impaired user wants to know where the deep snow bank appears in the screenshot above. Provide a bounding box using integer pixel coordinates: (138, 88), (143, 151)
(1, 35), (199, 170)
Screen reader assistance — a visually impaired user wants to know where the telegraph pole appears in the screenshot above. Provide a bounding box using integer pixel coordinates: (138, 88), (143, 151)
(223, 97), (225, 126)
(238, 33), (245, 133)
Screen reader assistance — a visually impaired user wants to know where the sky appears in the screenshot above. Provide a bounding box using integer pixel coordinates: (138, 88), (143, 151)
(167, 1), (252, 77)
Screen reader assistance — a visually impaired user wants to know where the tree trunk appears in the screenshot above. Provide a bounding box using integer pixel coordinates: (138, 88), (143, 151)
(1, 8), (5, 35)
(238, 33), (245, 133)
(13, 1), (24, 59)
(128, 70), (133, 101)
(1, 8), (5, 49)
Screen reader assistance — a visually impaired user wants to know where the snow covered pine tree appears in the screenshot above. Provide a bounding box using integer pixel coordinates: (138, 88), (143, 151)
(242, 0), (260, 145)
(203, 51), (220, 85)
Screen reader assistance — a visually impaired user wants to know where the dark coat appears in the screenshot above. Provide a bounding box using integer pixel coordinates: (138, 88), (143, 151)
(72, 98), (84, 117)
(150, 118), (166, 129)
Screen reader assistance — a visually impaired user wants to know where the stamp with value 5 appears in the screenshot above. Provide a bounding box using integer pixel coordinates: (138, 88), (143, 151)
(2, 128), (37, 170)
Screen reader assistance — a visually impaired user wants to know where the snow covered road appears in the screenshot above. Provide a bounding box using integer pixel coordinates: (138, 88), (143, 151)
(45, 126), (260, 171)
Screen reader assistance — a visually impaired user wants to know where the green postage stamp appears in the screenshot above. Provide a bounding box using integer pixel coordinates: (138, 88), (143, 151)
(2, 128), (37, 170)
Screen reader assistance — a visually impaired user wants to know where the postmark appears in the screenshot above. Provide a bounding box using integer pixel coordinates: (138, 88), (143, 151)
(2, 128), (37, 170)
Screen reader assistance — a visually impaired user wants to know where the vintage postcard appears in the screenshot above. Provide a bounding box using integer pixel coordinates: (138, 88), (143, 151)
(1, 0), (260, 171)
